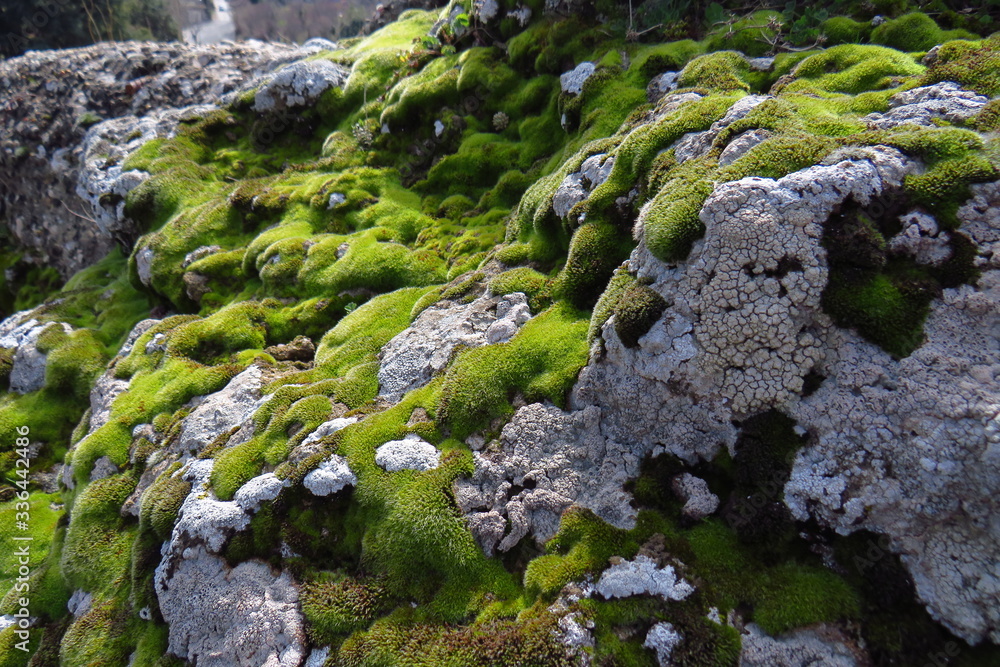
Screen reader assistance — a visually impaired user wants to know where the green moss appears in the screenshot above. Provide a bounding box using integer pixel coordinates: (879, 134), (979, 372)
(905, 154), (998, 226)
(612, 283), (668, 348)
(556, 222), (632, 308)
(871, 13), (972, 53)
(525, 507), (634, 598)
(677, 51), (755, 92)
(784, 45), (924, 95)
(488, 268), (552, 312)
(60, 474), (137, 596)
(641, 158), (714, 263)
(139, 466), (189, 541)
(754, 564), (860, 635)
(922, 36), (1000, 96)
(820, 16), (871, 46)
(823, 272), (929, 358)
(58, 602), (134, 667)
(301, 575), (392, 643)
(438, 303), (589, 439)
(0, 493), (67, 620)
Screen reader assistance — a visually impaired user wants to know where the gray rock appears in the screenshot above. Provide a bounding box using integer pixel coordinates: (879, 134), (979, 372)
(864, 82), (988, 130)
(739, 623), (860, 666)
(560, 62), (596, 95)
(135, 247), (155, 288)
(672, 473), (719, 520)
(888, 210), (951, 266)
(674, 94), (770, 164)
(254, 59), (348, 112)
(89, 456), (119, 482)
(579, 153), (615, 190)
(303, 455), (357, 496)
(0, 319), (73, 395)
(234, 472), (289, 512)
(169, 459), (250, 554)
(647, 72), (679, 104)
(67, 589), (93, 617)
(375, 434), (441, 472)
(456, 403), (641, 554)
(181, 245), (223, 268)
(644, 622), (683, 666)
(378, 293), (531, 403)
(718, 129), (772, 167)
(301, 38), (338, 52)
(154, 546), (306, 667)
(595, 555), (694, 601)
(299, 417), (359, 448)
(552, 172), (588, 219)
(176, 365), (265, 455)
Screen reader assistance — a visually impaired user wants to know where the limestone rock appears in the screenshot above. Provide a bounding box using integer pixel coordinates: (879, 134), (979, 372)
(456, 403), (640, 554)
(375, 434), (441, 472)
(739, 623), (860, 666)
(560, 62), (596, 95)
(647, 72), (679, 104)
(864, 82), (988, 130)
(718, 129), (772, 167)
(303, 455), (357, 496)
(644, 622), (683, 666)
(888, 210), (952, 266)
(254, 60), (348, 112)
(234, 473), (290, 512)
(154, 546), (306, 667)
(594, 555), (694, 601)
(672, 473), (719, 521)
(176, 365), (265, 456)
(378, 293), (531, 402)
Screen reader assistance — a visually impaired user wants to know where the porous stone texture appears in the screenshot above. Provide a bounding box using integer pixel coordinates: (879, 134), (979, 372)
(67, 589), (93, 617)
(89, 456), (120, 482)
(378, 293), (531, 402)
(299, 417), (359, 449)
(784, 277), (1000, 643)
(234, 473), (290, 513)
(958, 181), (1000, 270)
(718, 128), (772, 167)
(168, 459), (250, 555)
(593, 555), (694, 601)
(254, 59), (348, 112)
(739, 623), (860, 666)
(646, 72), (679, 103)
(75, 105), (215, 248)
(553, 154), (616, 219)
(574, 146), (913, 475)
(375, 434), (441, 472)
(0, 40), (309, 278)
(548, 582), (596, 665)
(864, 81), (989, 130)
(673, 94), (770, 164)
(671, 473), (719, 521)
(303, 455), (357, 496)
(0, 314), (73, 395)
(888, 210), (952, 266)
(175, 365), (265, 456)
(455, 403), (640, 554)
(154, 546), (306, 667)
(560, 62), (596, 95)
(644, 622), (683, 666)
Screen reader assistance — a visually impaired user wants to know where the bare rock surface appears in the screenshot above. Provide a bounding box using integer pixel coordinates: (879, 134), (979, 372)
(154, 546), (306, 667)
(864, 81), (988, 130)
(0, 40), (316, 278)
(176, 365), (265, 456)
(739, 623), (860, 666)
(375, 434), (441, 472)
(456, 403), (640, 554)
(378, 293), (531, 402)
(594, 555), (694, 601)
